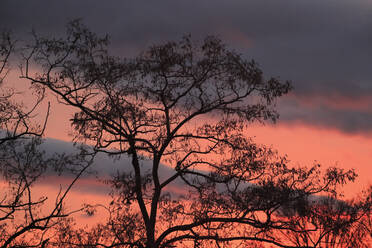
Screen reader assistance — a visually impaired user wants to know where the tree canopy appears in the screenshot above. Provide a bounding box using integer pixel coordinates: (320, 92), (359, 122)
(1, 20), (371, 248)
(0, 27), (94, 248)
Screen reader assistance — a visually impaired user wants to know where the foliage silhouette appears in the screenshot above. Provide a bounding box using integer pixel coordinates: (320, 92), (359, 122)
(20, 20), (372, 248)
(0, 30), (95, 248)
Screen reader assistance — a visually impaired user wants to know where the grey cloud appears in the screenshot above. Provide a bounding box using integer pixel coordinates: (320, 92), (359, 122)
(1, 0), (372, 132)
(2, 0), (371, 85)
(38, 138), (184, 196)
(278, 96), (372, 134)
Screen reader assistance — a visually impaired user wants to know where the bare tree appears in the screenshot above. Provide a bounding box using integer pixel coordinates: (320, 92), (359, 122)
(278, 191), (372, 248)
(23, 20), (371, 248)
(0, 30), (95, 248)
(0, 31), (48, 144)
(0, 136), (95, 248)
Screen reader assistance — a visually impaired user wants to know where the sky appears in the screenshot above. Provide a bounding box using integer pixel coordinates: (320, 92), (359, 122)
(1, 0), (371, 200)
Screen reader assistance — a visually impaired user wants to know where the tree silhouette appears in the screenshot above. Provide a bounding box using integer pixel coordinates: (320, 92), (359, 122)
(0, 31), (48, 144)
(278, 191), (372, 247)
(22, 20), (371, 248)
(0, 30), (94, 248)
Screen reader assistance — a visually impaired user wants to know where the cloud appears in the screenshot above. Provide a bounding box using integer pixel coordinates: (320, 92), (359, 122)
(1, 0), (371, 133)
(277, 94), (372, 134)
(36, 138), (185, 196)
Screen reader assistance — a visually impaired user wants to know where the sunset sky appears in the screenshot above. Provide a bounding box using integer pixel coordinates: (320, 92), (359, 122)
(1, 0), (371, 202)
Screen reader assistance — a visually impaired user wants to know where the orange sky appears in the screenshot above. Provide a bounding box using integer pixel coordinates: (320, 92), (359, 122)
(38, 97), (372, 199)
(2, 2), (372, 246)
(247, 123), (372, 197)
(6, 69), (371, 203)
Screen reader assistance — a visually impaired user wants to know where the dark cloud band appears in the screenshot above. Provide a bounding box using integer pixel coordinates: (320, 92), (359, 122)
(1, 0), (371, 133)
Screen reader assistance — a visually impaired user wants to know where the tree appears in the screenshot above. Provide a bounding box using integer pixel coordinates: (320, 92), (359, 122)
(22, 20), (371, 248)
(0, 30), (94, 248)
(0, 136), (95, 248)
(278, 191), (372, 248)
(0, 31), (47, 144)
